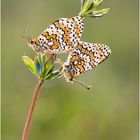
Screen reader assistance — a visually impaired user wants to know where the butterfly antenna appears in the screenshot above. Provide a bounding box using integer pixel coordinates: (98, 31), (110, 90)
(21, 35), (28, 39)
(74, 79), (92, 90)
(23, 29), (32, 42)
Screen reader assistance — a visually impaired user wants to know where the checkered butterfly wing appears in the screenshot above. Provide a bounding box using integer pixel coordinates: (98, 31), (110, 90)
(64, 41), (111, 80)
(34, 16), (84, 53)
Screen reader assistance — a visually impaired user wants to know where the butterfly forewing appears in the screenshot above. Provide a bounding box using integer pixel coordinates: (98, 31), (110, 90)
(64, 41), (111, 80)
(37, 16), (84, 53)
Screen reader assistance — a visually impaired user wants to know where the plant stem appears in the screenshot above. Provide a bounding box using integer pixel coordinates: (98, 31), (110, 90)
(21, 79), (44, 140)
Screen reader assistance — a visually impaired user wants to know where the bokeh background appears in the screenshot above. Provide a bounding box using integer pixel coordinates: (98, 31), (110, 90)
(2, 0), (139, 140)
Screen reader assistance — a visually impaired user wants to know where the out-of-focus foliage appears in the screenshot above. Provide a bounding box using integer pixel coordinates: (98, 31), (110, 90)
(2, 0), (138, 140)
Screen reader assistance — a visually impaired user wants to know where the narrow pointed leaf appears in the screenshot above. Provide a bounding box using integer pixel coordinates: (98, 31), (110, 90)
(42, 54), (56, 78)
(93, 8), (110, 17)
(93, 0), (103, 8)
(81, 0), (86, 7)
(85, 0), (103, 13)
(22, 56), (39, 77)
(82, 0), (93, 14)
(87, 8), (110, 17)
(42, 62), (54, 78)
(34, 54), (46, 74)
(35, 61), (41, 75)
(45, 67), (63, 80)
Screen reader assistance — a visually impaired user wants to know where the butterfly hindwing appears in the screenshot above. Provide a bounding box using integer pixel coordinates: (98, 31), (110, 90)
(63, 41), (111, 81)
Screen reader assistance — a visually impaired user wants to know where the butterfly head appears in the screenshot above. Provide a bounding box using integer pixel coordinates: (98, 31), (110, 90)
(27, 37), (39, 51)
(62, 64), (77, 82)
(28, 37), (47, 53)
(22, 30), (44, 53)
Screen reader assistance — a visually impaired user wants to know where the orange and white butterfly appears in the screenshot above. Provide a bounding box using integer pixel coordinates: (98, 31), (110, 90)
(60, 41), (111, 89)
(27, 16), (84, 54)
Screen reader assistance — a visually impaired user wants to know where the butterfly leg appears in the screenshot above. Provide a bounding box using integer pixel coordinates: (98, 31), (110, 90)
(65, 76), (92, 90)
(55, 58), (65, 65)
(74, 79), (92, 90)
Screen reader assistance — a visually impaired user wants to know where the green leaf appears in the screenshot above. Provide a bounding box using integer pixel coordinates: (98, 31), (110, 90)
(42, 60), (54, 78)
(42, 55), (56, 78)
(84, 0), (103, 13)
(45, 67), (63, 80)
(81, 0), (86, 8)
(22, 56), (39, 77)
(82, 0), (93, 14)
(35, 60), (41, 75)
(86, 8), (110, 17)
(93, 8), (110, 17)
(34, 54), (46, 74)
(93, 0), (103, 8)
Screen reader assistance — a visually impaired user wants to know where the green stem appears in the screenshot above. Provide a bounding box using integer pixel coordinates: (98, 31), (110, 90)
(21, 79), (44, 140)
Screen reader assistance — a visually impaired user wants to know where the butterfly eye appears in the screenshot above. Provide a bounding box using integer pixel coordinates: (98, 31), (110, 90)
(30, 40), (34, 44)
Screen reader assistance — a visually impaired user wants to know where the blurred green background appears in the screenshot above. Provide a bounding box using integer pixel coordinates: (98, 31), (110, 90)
(2, 0), (139, 140)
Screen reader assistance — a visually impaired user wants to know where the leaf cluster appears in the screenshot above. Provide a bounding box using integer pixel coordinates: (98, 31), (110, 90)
(22, 54), (63, 80)
(80, 0), (110, 18)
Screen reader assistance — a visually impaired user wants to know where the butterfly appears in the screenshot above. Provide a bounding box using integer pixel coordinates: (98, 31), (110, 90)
(59, 41), (111, 89)
(27, 16), (84, 54)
